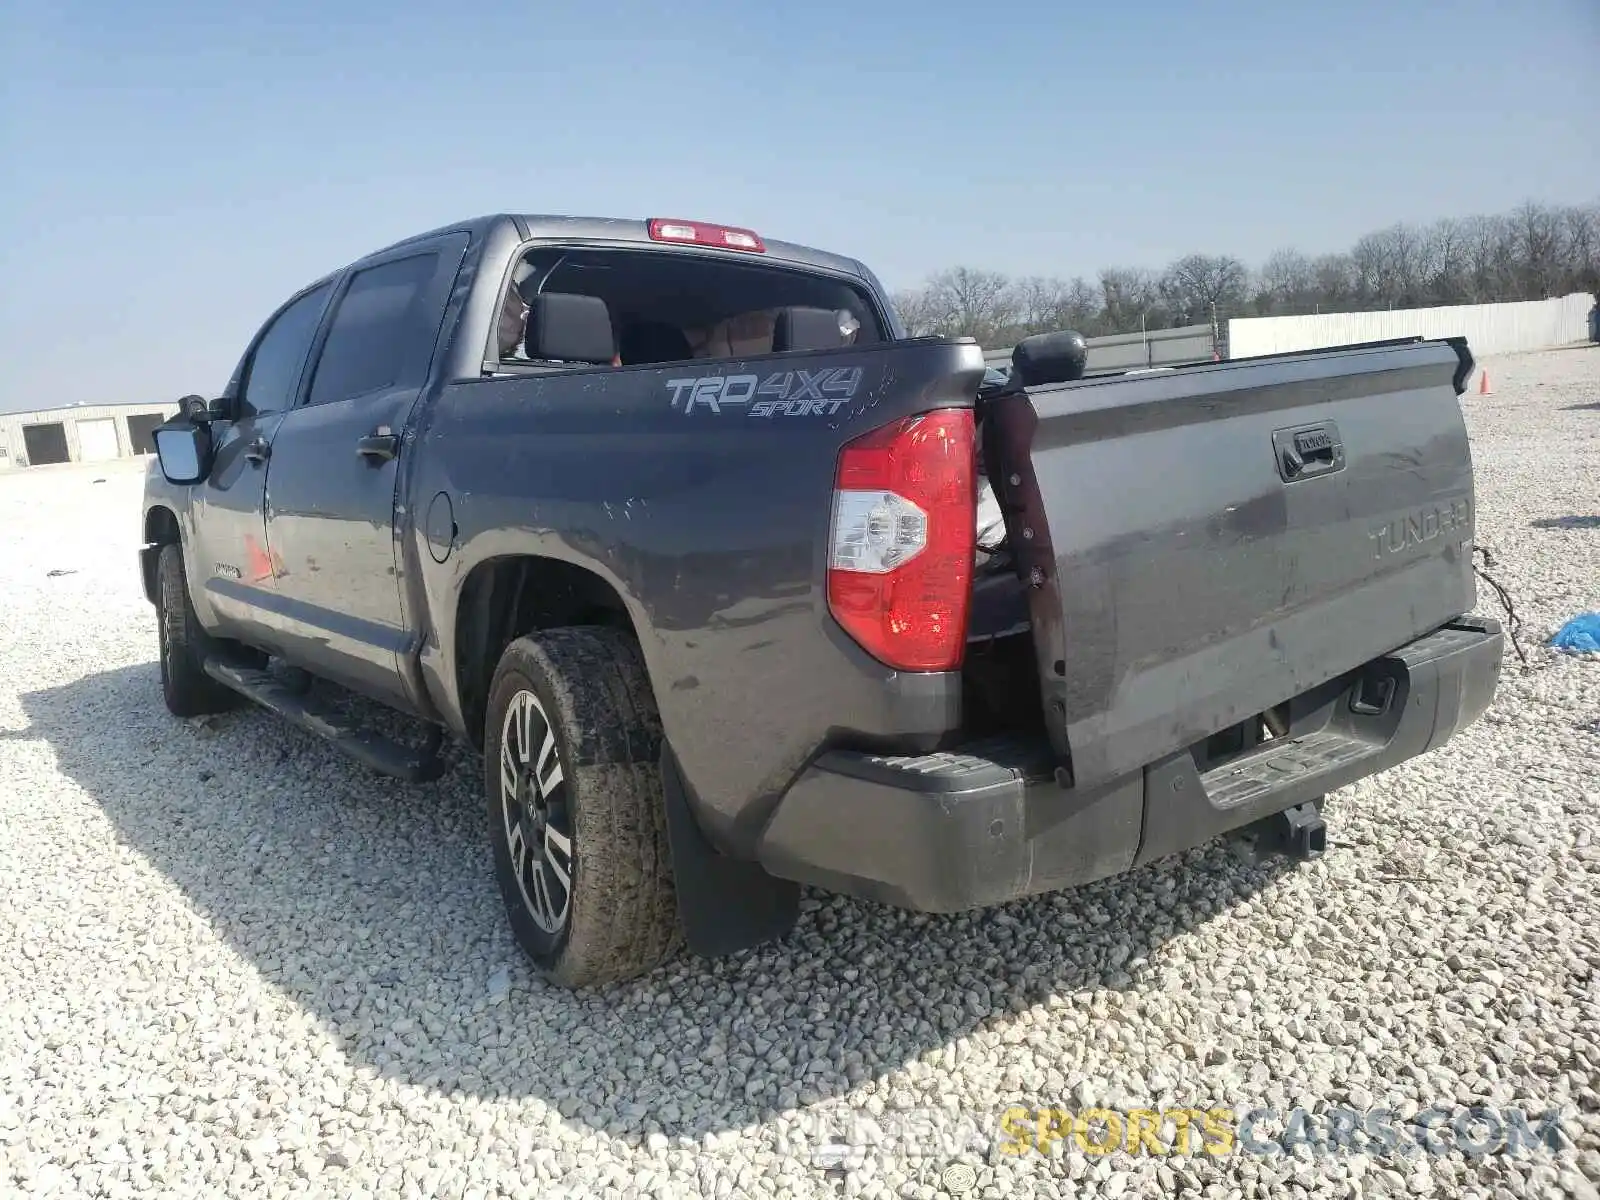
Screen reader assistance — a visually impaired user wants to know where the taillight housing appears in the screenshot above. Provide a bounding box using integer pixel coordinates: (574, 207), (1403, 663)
(827, 408), (976, 672)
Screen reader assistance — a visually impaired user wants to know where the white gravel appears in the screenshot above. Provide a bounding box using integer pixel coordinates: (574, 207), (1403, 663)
(2, 346), (1598, 1200)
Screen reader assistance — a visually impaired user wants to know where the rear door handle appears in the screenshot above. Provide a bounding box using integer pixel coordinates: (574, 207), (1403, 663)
(244, 437), (271, 465)
(356, 427), (399, 463)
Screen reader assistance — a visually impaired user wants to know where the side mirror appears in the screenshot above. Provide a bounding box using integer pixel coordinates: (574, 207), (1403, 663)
(1010, 330), (1089, 387)
(152, 420), (214, 485)
(178, 393), (234, 423)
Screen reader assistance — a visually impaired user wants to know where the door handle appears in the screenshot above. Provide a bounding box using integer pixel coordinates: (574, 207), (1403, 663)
(356, 427), (399, 463)
(244, 437), (271, 465)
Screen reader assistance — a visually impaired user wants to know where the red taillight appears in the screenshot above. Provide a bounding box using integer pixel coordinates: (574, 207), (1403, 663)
(647, 217), (766, 253)
(827, 408), (976, 672)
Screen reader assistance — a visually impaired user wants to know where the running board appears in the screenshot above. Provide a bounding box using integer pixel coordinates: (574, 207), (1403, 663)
(202, 658), (447, 783)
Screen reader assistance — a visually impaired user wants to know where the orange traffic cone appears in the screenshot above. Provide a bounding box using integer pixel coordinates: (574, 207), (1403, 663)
(1478, 369), (1493, 395)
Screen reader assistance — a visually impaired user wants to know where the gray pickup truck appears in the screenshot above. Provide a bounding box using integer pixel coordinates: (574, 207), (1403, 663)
(141, 213), (1502, 988)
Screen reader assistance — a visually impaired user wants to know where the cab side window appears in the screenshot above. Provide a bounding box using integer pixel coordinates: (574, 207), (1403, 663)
(238, 282), (334, 416)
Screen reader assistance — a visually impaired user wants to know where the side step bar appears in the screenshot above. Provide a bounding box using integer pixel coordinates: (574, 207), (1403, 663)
(203, 658), (447, 783)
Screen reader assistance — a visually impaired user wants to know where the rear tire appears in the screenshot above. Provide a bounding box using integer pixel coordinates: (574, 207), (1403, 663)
(484, 626), (682, 988)
(155, 543), (243, 718)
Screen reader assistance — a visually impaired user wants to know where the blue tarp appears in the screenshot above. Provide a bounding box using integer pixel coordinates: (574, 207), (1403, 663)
(1550, 612), (1600, 654)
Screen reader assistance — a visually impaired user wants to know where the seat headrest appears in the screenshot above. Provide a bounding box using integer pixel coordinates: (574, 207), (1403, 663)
(525, 293), (615, 365)
(773, 306), (853, 354)
(619, 321), (693, 366)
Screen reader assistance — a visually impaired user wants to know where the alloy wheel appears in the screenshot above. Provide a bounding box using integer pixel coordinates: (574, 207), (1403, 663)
(498, 689), (575, 934)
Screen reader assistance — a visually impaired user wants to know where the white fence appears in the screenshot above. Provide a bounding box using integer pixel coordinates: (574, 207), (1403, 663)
(985, 323), (1219, 375)
(1228, 293), (1595, 360)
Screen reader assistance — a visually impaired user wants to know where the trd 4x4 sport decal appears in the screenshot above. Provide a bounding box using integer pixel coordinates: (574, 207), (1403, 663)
(665, 367), (865, 418)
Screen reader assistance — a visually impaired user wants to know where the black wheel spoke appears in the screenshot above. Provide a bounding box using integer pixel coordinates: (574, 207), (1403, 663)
(499, 688), (573, 935)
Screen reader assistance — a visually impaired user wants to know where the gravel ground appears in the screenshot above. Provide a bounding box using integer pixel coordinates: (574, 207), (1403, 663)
(2, 346), (1598, 1200)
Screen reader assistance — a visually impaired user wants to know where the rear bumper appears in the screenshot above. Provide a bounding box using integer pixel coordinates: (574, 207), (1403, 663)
(755, 616), (1503, 912)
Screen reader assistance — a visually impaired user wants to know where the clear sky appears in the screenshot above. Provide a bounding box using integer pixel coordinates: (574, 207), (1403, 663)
(2, 0), (1596, 411)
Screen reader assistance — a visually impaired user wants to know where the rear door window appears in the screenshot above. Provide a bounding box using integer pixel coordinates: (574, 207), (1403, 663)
(306, 253), (440, 405)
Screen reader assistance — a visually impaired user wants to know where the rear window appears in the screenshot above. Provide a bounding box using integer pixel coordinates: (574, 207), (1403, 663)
(494, 246), (885, 367)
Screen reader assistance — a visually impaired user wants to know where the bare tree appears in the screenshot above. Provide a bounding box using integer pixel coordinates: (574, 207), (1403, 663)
(1008, 275), (1104, 338)
(1160, 253), (1249, 325)
(1351, 224), (1430, 308)
(1462, 213), (1514, 302)
(1099, 267), (1168, 334)
(1255, 248), (1316, 314)
(1311, 254), (1358, 310)
(1015, 276), (1066, 331)
(885, 194), (1600, 350)
(920, 267), (1018, 343)
(1424, 218), (1472, 305)
(1511, 201), (1565, 300)
(891, 288), (943, 337)
(1059, 276), (1105, 336)
(1564, 202), (1600, 294)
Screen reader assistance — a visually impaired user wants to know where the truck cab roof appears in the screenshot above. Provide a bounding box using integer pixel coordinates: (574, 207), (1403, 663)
(358, 213), (876, 283)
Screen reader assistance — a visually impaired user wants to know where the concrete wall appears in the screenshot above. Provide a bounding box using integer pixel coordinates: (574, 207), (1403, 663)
(0, 403), (180, 470)
(1228, 293), (1595, 360)
(984, 322), (1218, 375)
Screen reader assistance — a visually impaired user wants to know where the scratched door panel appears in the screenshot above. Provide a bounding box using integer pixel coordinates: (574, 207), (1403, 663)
(260, 386), (419, 708)
(257, 236), (467, 711)
(191, 278), (338, 645)
(190, 410), (281, 643)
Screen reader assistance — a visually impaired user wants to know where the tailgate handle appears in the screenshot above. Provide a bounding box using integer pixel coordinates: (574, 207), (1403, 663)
(1273, 422), (1344, 482)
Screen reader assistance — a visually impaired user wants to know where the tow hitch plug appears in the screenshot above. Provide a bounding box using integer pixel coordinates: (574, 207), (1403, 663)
(1276, 801), (1327, 859)
(1248, 800), (1328, 860)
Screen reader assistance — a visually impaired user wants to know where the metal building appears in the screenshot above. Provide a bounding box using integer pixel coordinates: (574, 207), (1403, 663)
(0, 401), (180, 471)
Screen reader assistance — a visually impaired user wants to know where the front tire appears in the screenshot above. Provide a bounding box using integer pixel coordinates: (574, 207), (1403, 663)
(156, 543), (241, 718)
(484, 627), (682, 988)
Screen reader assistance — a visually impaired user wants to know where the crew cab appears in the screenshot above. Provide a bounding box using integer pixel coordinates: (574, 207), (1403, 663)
(142, 213), (1503, 988)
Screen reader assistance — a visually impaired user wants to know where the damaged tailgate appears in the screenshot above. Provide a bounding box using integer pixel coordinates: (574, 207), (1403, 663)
(990, 338), (1479, 790)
